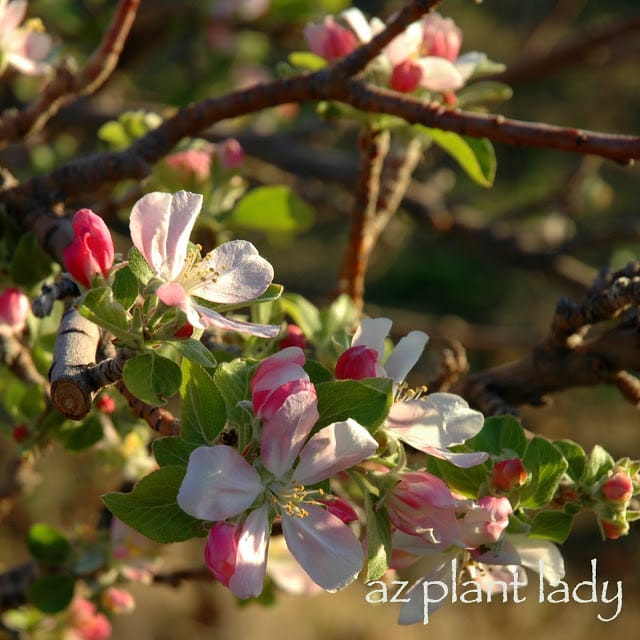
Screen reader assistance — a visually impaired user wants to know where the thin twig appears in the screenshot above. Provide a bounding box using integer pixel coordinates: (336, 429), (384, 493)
(115, 381), (182, 437)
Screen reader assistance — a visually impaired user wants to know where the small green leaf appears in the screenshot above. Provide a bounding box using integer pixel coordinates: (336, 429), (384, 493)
(123, 352), (182, 405)
(467, 415), (528, 457)
(153, 436), (194, 467)
(520, 437), (568, 508)
(76, 287), (133, 343)
(554, 439), (586, 483)
(419, 127), (496, 187)
(10, 233), (55, 287)
(101, 466), (205, 543)
(166, 338), (217, 368)
(60, 414), (104, 450)
(28, 575), (75, 613)
(112, 266), (139, 310)
(231, 185), (315, 234)
(213, 359), (255, 426)
(425, 456), (488, 498)
(27, 524), (71, 567)
(127, 246), (154, 284)
(581, 445), (615, 487)
(288, 51), (327, 71)
(303, 359), (334, 384)
(280, 293), (322, 338)
(315, 378), (393, 431)
(180, 359), (226, 448)
(529, 511), (574, 543)
(363, 492), (391, 581)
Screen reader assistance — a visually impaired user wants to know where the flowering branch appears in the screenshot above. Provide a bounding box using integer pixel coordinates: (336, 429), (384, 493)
(0, 0), (140, 147)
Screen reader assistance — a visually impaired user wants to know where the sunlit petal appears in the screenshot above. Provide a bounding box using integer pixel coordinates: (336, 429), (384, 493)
(383, 330), (428, 384)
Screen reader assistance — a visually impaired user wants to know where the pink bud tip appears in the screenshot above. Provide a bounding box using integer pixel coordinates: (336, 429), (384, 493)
(491, 458), (528, 492)
(279, 324), (307, 350)
(601, 471), (633, 503)
(335, 345), (379, 380)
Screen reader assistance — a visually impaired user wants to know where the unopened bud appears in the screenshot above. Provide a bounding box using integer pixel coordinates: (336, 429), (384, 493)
(491, 458), (528, 492)
(601, 471), (633, 504)
(335, 345), (378, 380)
(279, 324), (307, 350)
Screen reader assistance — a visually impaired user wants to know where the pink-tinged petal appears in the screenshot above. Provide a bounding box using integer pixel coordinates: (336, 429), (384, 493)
(204, 522), (239, 586)
(398, 555), (458, 625)
(251, 347), (306, 393)
(383, 330), (428, 384)
(340, 7), (375, 43)
(191, 240), (273, 304)
(129, 191), (202, 280)
(384, 20), (422, 66)
(454, 51), (486, 81)
(193, 304), (280, 338)
(281, 504), (363, 591)
(260, 388), (319, 478)
(228, 506), (270, 599)
(156, 282), (188, 310)
(177, 445), (263, 521)
(21, 30), (51, 60)
(0, 1), (26, 36)
(0, 287), (30, 332)
(415, 57), (464, 92)
(474, 564), (528, 595)
(267, 536), (324, 595)
(293, 419), (378, 486)
(318, 497), (359, 524)
(257, 379), (315, 423)
(422, 446), (489, 468)
(351, 317), (392, 360)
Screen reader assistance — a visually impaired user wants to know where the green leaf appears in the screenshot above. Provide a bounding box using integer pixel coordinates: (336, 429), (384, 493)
(420, 127), (496, 187)
(467, 415), (528, 457)
(60, 414), (104, 450)
(27, 524), (71, 567)
(213, 359), (255, 426)
(10, 233), (55, 287)
(315, 378), (393, 431)
(303, 359), (334, 384)
(153, 436), (194, 467)
(101, 466), (205, 543)
(280, 293), (322, 338)
(112, 265), (139, 310)
(288, 51), (327, 71)
(127, 246), (155, 284)
(180, 359), (226, 449)
(122, 352), (182, 405)
(580, 445), (615, 487)
(166, 338), (217, 368)
(28, 575), (75, 613)
(425, 456), (488, 498)
(457, 81), (513, 108)
(231, 185), (315, 234)
(520, 437), (568, 508)
(363, 492), (391, 581)
(529, 511), (574, 543)
(553, 439), (586, 483)
(75, 287), (134, 343)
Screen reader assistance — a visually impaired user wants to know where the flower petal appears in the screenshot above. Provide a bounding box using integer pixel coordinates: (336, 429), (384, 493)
(282, 504), (363, 591)
(156, 282), (188, 310)
(351, 317), (392, 362)
(422, 446), (489, 468)
(415, 56), (464, 92)
(229, 506), (270, 599)
(383, 330), (428, 384)
(193, 304), (280, 338)
(261, 387), (319, 478)
(129, 191), (202, 280)
(191, 240), (273, 304)
(177, 445), (263, 521)
(293, 418), (378, 486)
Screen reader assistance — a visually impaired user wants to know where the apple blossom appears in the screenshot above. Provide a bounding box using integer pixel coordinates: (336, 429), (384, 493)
(164, 147), (214, 182)
(63, 209), (115, 288)
(460, 495), (512, 547)
(0, 0), (51, 76)
(303, 15), (358, 61)
(129, 190), (279, 337)
(420, 12), (462, 61)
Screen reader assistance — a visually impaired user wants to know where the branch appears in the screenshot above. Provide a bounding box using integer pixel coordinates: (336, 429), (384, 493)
(0, 0), (140, 146)
(115, 381), (182, 437)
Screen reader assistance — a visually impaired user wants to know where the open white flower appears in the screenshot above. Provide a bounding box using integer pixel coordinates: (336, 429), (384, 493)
(129, 190), (279, 338)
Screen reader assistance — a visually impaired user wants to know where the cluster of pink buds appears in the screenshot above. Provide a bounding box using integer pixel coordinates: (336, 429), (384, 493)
(66, 597), (112, 640)
(595, 468), (637, 540)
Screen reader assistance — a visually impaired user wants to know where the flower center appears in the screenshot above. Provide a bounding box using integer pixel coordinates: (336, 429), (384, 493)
(395, 381), (429, 403)
(269, 479), (325, 519)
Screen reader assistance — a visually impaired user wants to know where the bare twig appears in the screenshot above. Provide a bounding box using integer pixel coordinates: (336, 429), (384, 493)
(0, 0), (140, 146)
(115, 381), (181, 437)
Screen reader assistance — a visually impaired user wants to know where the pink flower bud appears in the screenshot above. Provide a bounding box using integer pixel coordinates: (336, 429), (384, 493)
(335, 345), (378, 380)
(220, 138), (245, 170)
(63, 209), (114, 288)
(600, 518), (629, 540)
(491, 458), (528, 492)
(173, 322), (194, 339)
(390, 59), (423, 93)
(304, 16), (358, 62)
(69, 598), (112, 640)
(279, 324), (307, 350)
(421, 13), (462, 61)
(164, 148), (213, 181)
(96, 394), (116, 414)
(0, 287), (30, 333)
(319, 496), (359, 523)
(12, 423), (29, 443)
(461, 496), (512, 547)
(204, 521), (240, 586)
(601, 471), (633, 503)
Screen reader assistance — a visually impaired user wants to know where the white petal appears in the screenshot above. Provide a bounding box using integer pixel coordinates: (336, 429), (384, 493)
(422, 393), (485, 445)
(194, 304), (280, 338)
(229, 506), (270, 599)
(415, 57), (464, 92)
(293, 418), (378, 486)
(129, 191), (202, 280)
(282, 504), (363, 591)
(508, 535), (565, 586)
(423, 447), (489, 468)
(455, 51), (487, 81)
(177, 445), (263, 521)
(340, 7), (373, 43)
(191, 239), (273, 304)
(352, 317), (392, 360)
(384, 21), (422, 66)
(383, 330), (428, 384)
